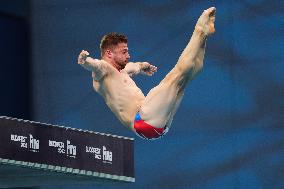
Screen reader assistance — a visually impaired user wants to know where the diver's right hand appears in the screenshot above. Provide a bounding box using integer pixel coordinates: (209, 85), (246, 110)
(78, 50), (90, 65)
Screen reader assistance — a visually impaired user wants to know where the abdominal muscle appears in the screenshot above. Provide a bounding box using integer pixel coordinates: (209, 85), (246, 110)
(93, 71), (145, 130)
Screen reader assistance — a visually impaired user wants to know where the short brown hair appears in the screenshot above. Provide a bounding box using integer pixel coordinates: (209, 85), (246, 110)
(100, 32), (128, 56)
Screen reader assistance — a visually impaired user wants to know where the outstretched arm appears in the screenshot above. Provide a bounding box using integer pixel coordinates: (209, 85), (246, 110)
(78, 50), (100, 71)
(122, 62), (157, 77)
(77, 50), (108, 81)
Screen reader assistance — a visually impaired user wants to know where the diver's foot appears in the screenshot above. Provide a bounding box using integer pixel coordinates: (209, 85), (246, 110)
(195, 7), (216, 36)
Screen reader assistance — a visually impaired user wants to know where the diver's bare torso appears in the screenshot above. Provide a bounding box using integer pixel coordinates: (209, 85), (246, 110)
(92, 61), (145, 130)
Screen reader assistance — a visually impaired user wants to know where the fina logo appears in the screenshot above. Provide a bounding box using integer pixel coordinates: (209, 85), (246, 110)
(66, 140), (76, 158)
(29, 134), (40, 152)
(102, 146), (112, 164)
(86, 145), (113, 164)
(10, 134), (39, 152)
(48, 139), (77, 158)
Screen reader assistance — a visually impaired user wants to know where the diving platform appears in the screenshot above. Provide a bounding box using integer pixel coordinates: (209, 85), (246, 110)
(0, 116), (134, 188)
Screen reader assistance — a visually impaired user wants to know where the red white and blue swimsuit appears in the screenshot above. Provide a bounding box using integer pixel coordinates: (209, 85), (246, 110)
(134, 112), (168, 140)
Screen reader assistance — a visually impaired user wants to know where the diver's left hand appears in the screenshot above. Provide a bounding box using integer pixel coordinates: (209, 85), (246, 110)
(140, 62), (157, 76)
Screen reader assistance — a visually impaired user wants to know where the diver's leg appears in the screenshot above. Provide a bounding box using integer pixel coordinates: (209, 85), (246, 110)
(139, 7), (216, 128)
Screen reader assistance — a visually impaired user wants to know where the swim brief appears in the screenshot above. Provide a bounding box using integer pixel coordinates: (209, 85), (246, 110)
(134, 112), (167, 140)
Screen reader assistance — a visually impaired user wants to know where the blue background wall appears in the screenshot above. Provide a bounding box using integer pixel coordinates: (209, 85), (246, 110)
(0, 0), (31, 120)
(1, 0), (284, 189)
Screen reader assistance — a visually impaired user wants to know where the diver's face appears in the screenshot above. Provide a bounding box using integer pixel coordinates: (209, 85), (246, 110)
(111, 43), (130, 68)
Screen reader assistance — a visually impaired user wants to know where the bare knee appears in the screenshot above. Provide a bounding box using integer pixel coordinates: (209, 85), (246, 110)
(160, 67), (189, 92)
